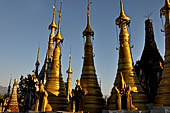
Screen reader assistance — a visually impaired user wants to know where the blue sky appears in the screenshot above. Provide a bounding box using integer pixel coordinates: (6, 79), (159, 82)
(0, 0), (165, 96)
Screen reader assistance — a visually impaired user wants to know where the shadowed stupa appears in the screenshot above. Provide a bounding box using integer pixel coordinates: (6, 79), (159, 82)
(80, 1), (104, 113)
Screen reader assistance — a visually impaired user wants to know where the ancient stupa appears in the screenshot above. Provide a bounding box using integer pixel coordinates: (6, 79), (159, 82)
(45, 1), (68, 111)
(80, 1), (104, 113)
(107, 0), (148, 111)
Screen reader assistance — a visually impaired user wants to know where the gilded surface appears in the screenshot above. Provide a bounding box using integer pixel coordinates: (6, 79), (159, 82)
(80, 1), (104, 113)
(66, 54), (72, 101)
(45, 1), (68, 111)
(38, 5), (57, 83)
(155, 0), (170, 106)
(7, 79), (19, 112)
(34, 82), (52, 112)
(107, 0), (148, 110)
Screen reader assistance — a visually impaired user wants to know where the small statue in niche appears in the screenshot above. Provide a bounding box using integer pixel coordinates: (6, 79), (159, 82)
(115, 72), (137, 111)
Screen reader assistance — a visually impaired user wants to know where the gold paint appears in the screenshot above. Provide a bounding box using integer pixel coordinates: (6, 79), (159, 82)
(67, 54), (72, 73)
(66, 53), (72, 101)
(34, 81), (52, 112)
(7, 79), (19, 112)
(77, 79), (81, 87)
(107, 0), (148, 110)
(155, 0), (170, 106)
(38, 4), (57, 83)
(111, 73), (138, 111)
(45, 0), (68, 111)
(49, 5), (57, 30)
(80, 1), (104, 113)
(55, 1), (63, 43)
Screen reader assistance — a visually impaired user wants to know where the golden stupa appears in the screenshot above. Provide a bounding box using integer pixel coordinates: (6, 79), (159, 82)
(80, 1), (104, 113)
(155, 0), (170, 106)
(107, 0), (148, 110)
(66, 53), (72, 102)
(7, 79), (19, 112)
(45, 1), (68, 111)
(38, 4), (57, 83)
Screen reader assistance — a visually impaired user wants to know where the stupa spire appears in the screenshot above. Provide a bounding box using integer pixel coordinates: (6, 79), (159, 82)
(35, 47), (40, 77)
(120, 0), (125, 17)
(107, 0), (148, 110)
(48, 5), (57, 30)
(80, 1), (104, 113)
(38, 4), (57, 82)
(155, 0), (170, 107)
(55, 0), (63, 42)
(67, 50), (72, 74)
(134, 19), (164, 103)
(42, 49), (49, 85)
(66, 49), (72, 102)
(7, 79), (19, 112)
(116, 0), (130, 27)
(45, 0), (68, 111)
(83, 0), (94, 37)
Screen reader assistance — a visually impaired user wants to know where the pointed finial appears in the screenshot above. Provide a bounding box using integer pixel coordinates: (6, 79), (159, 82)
(87, 0), (92, 26)
(35, 47), (40, 66)
(7, 78), (12, 96)
(120, 0), (125, 17)
(55, 0), (63, 43)
(115, 0), (130, 26)
(45, 48), (49, 63)
(67, 47), (72, 73)
(83, 0), (94, 37)
(49, 5), (57, 30)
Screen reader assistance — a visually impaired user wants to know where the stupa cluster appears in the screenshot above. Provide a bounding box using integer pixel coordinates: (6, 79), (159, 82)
(1, 0), (170, 113)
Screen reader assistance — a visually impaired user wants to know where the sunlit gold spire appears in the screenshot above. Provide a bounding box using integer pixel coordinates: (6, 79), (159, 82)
(55, 0), (63, 43)
(49, 5), (57, 30)
(46, 0), (68, 111)
(155, 0), (170, 107)
(80, 1), (104, 113)
(83, 0), (94, 37)
(116, 0), (130, 27)
(38, 4), (56, 82)
(66, 53), (72, 73)
(66, 49), (72, 102)
(107, 0), (148, 110)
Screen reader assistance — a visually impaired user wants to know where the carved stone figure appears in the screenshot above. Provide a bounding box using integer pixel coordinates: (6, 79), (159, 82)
(115, 86), (121, 110)
(34, 81), (52, 112)
(71, 80), (84, 112)
(126, 85), (138, 111)
(114, 72), (137, 111)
